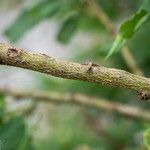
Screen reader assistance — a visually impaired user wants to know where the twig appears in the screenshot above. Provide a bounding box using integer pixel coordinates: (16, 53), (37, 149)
(0, 43), (150, 94)
(0, 87), (150, 122)
(86, 0), (143, 76)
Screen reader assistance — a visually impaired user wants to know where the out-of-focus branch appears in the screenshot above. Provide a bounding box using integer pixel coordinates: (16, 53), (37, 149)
(86, 0), (143, 76)
(0, 87), (150, 122)
(0, 43), (150, 95)
(6, 102), (36, 116)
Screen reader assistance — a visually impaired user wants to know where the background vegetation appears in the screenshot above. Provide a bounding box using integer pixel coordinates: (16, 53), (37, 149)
(0, 0), (150, 150)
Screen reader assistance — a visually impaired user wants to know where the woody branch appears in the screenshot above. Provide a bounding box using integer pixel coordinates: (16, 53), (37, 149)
(0, 43), (150, 98)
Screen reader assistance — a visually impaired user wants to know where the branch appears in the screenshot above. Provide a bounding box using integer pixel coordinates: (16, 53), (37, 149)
(0, 43), (150, 94)
(0, 87), (150, 122)
(86, 0), (143, 76)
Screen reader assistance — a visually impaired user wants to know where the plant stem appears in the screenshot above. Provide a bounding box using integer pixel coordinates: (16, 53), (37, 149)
(0, 43), (150, 94)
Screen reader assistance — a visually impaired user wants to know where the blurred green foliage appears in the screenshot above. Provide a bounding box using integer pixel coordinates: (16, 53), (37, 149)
(144, 128), (150, 149)
(34, 108), (105, 150)
(2, 0), (150, 149)
(57, 12), (81, 43)
(5, 0), (61, 42)
(0, 117), (32, 150)
(0, 94), (5, 125)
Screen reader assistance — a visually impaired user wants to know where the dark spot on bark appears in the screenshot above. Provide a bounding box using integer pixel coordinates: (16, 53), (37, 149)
(21, 61), (29, 66)
(118, 75), (122, 79)
(138, 91), (150, 101)
(41, 53), (50, 58)
(83, 62), (99, 73)
(7, 48), (21, 58)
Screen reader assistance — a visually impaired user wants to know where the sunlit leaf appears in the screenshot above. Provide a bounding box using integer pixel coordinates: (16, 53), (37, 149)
(119, 9), (148, 39)
(106, 9), (149, 58)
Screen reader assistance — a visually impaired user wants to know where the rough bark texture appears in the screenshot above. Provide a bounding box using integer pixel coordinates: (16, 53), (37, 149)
(0, 87), (150, 122)
(0, 43), (150, 93)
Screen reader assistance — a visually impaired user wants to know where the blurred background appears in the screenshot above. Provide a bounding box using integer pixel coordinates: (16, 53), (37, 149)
(0, 0), (150, 150)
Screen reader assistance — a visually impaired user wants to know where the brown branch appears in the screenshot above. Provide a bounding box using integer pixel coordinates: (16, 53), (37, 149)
(0, 87), (150, 122)
(0, 43), (150, 94)
(86, 0), (143, 76)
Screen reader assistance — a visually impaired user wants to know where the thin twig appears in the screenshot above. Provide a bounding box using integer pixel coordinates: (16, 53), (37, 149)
(0, 87), (150, 122)
(86, 0), (143, 76)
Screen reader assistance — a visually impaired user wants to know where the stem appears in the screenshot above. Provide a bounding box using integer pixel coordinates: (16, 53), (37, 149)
(0, 43), (150, 93)
(86, 0), (143, 76)
(0, 87), (150, 122)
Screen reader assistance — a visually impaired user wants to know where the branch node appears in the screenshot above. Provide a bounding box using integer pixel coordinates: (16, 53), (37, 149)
(84, 62), (98, 72)
(7, 48), (21, 58)
(138, 91), (150, 101)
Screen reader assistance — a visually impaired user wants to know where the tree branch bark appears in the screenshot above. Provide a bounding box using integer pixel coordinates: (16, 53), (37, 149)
(0, 87), (150, 122)
(0, 43), (150, 94)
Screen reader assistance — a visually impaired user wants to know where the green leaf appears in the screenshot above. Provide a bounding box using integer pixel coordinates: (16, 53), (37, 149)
(119, 9), (149, 39)
(144, 128), (150, 150)
(106, 35), (126, 58)
(57, 13), (81, 44)
(106, 9), (149, 58)
(0, 117), (26, 150)
(4, 0), (60, 42)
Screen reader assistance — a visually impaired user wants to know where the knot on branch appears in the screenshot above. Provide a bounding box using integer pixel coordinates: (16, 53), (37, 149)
(138, 91), (150, 101)
(7, 48), (21, 58)
(84, 62), (99, 72)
